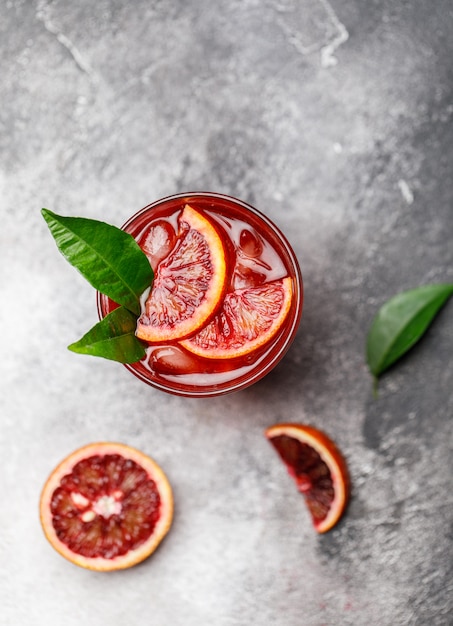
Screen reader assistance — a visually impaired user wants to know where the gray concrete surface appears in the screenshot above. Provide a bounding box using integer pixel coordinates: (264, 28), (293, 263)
(1, 1), (452, 624)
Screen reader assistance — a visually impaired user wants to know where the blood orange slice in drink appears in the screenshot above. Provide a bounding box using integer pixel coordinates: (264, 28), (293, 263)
(180, 277), (293, 359)
(39, 442), (173, 571)
(136, 204), (227, 342)
(265, 423), (350, 533)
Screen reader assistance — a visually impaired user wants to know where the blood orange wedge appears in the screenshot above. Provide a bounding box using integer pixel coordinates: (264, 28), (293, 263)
(180, 277), (293, 359)
(39, 442), (173, 571)
(136, 204), (227, 342)
(265, 424), (350, 533)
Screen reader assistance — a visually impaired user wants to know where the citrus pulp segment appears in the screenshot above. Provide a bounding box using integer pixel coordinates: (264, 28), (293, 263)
(265, 423), (350, 533)
(39, 442), (173, 571)
(180, 277), (293, 359)
(136, 204), (227, 342)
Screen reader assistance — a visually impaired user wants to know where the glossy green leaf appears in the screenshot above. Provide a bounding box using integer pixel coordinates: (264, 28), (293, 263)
(366, 283), (453, 378)
(68, 307), (146, 363)
(41, 209), (153, 315)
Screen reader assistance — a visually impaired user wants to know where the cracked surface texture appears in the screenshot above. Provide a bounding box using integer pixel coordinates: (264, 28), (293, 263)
(1, 1), (452, 625)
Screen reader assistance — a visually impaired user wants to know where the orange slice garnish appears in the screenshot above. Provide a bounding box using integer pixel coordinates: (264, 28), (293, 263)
(265, 423), (350, 533)
(39, 442), (174, 571)
(136, 204), (227, 342)
(180, 277), (293, 359)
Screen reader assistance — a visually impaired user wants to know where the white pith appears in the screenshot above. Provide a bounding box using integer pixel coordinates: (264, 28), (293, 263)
(93, 494), (122, 518)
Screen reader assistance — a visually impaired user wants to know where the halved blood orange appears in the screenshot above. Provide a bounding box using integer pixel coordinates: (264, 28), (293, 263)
(39, 442), (173, 571)
(136, 204), (227, 342)
(180, 277), (293, 359)
(265, 423), (350, 533)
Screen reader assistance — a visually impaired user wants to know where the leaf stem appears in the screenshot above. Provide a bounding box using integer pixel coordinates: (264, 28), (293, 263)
(372, 376), (379, 399)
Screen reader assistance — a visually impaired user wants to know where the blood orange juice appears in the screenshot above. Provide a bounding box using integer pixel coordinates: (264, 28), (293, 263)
(97, 192), (303, 397)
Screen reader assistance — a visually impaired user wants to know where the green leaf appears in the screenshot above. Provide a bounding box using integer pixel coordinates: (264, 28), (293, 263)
(68, 307), (146, 363)
(41, 209), (153, 315)
(366, 283), (453, 378)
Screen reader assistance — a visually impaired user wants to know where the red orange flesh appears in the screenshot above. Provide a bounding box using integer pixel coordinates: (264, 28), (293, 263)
(39, 442), (173, 571)
(265, 423), (350, 533)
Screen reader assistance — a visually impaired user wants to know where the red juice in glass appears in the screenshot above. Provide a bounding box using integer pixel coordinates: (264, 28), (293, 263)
(97, 192), (303, 397)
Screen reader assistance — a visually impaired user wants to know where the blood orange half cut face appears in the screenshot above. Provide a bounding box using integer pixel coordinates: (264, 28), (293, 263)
(265, 424), (350, 533)
(136, 204), (227, 343)
(180, 277), (293, 359)
(39, 442), (173, 571)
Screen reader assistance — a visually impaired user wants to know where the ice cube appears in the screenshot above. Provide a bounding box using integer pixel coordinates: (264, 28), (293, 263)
(140, 221), (176, 269)
(239, 228), (263, 258)
(233, 262), (266, 289)
(149, 346), (200, 375)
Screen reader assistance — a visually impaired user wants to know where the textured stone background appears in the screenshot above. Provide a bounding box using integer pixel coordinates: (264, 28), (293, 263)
(1, 1), (452, 624)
